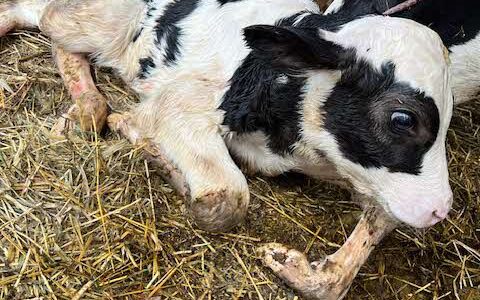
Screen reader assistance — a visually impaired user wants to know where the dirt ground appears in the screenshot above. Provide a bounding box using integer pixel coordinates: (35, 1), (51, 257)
(0, 2), (479, 300)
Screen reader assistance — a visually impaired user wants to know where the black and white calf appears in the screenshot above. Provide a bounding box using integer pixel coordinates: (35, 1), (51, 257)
(326, 0), (480, 104)
(0, 0), (454, 298)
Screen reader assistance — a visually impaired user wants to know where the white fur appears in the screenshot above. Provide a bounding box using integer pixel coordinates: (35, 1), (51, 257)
(225, 132), (299, 176)
(132, 0), (320, 97)
(324, 0), (344, 14)
(449, 33), (480, 104)
(14, 0), (47, 27)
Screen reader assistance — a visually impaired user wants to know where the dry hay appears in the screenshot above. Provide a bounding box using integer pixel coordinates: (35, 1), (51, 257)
(0, 17), (479, 300)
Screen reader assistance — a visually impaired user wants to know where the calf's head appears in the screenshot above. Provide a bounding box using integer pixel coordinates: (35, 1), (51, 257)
(244, 16), (453, 228)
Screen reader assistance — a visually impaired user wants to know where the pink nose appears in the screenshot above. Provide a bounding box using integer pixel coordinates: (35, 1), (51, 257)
(432, 209), (449, 221)
(429, 193), (453, 225)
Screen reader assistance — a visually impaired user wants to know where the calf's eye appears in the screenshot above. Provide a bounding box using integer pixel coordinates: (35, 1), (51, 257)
(390, 110), (415, 132)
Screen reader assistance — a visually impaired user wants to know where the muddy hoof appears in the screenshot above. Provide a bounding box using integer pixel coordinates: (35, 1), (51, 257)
(258, 243), (347, 300)
(189, 189), (249, 233)
(76, 91), (109, 133)
(51, 92), (109, 137)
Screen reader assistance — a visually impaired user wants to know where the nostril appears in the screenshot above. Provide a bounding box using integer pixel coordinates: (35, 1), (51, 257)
(432, 209), (448, 220)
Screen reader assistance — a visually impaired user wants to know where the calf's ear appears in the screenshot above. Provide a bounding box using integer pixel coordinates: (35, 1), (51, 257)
(243, 25), (345, 70)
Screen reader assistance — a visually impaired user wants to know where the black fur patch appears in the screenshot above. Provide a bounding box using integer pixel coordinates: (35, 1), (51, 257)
(324, 56), (440, 174)
(217, 0), (243, 6)
(137, 0), (199, 78)
(154, 0), (199, 65)
(139, 57), (156, 79)
(136, 2), (157, 77)
(330, 0), (480, 47)
(293, 0), (377, 32)
(243, 25), (345, 70)
(390, 0), (480, 47)
(221, 21), (348, 155)
(220, 52), (306, 154)
(132, 27), (144, 43)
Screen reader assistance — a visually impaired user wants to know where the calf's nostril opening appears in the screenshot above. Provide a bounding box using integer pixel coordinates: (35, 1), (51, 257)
(432, 209), (448, 220)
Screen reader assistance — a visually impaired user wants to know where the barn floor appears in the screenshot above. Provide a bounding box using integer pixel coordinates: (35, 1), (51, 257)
(1, 23), (479, 300)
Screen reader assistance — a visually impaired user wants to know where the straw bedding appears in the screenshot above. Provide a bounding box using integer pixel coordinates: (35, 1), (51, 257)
(0, 2), (479, 299)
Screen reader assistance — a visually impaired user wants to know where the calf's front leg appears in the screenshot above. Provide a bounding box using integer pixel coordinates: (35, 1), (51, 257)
(108, 111), (250, 232)
(259, 207), (396, 300)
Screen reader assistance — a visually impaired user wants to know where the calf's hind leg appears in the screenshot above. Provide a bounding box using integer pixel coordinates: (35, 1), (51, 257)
(38, 0), (144, 134)
(259, 207), (395, 300)
(51, 46), (109, 135)
(0, 1), (110, 134)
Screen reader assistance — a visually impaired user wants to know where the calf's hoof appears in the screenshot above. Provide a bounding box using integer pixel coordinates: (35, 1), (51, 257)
(76, 91), (109, 133)
(51, 91), (109, 137)
(189, 189), (249, 233)
(258, 243), (350, 300)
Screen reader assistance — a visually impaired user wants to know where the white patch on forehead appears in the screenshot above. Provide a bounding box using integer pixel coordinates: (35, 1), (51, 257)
(321, 16), (449, 99)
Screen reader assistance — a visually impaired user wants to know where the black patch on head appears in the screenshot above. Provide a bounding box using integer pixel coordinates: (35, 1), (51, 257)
(324, 55), (440, 174)
(221, 24), (348, 154)
(154, 0), (199, 65)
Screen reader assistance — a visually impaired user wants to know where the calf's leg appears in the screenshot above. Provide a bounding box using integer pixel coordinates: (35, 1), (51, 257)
(108, 112), (250, 233)
(36, 0), (144, 133)
(259, 207), (396, 300)
(50, 46), (108, 135)
(0, 1), (109, 134)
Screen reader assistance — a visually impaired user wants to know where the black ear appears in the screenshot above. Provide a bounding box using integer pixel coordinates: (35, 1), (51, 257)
(243, 25), (345, 70)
